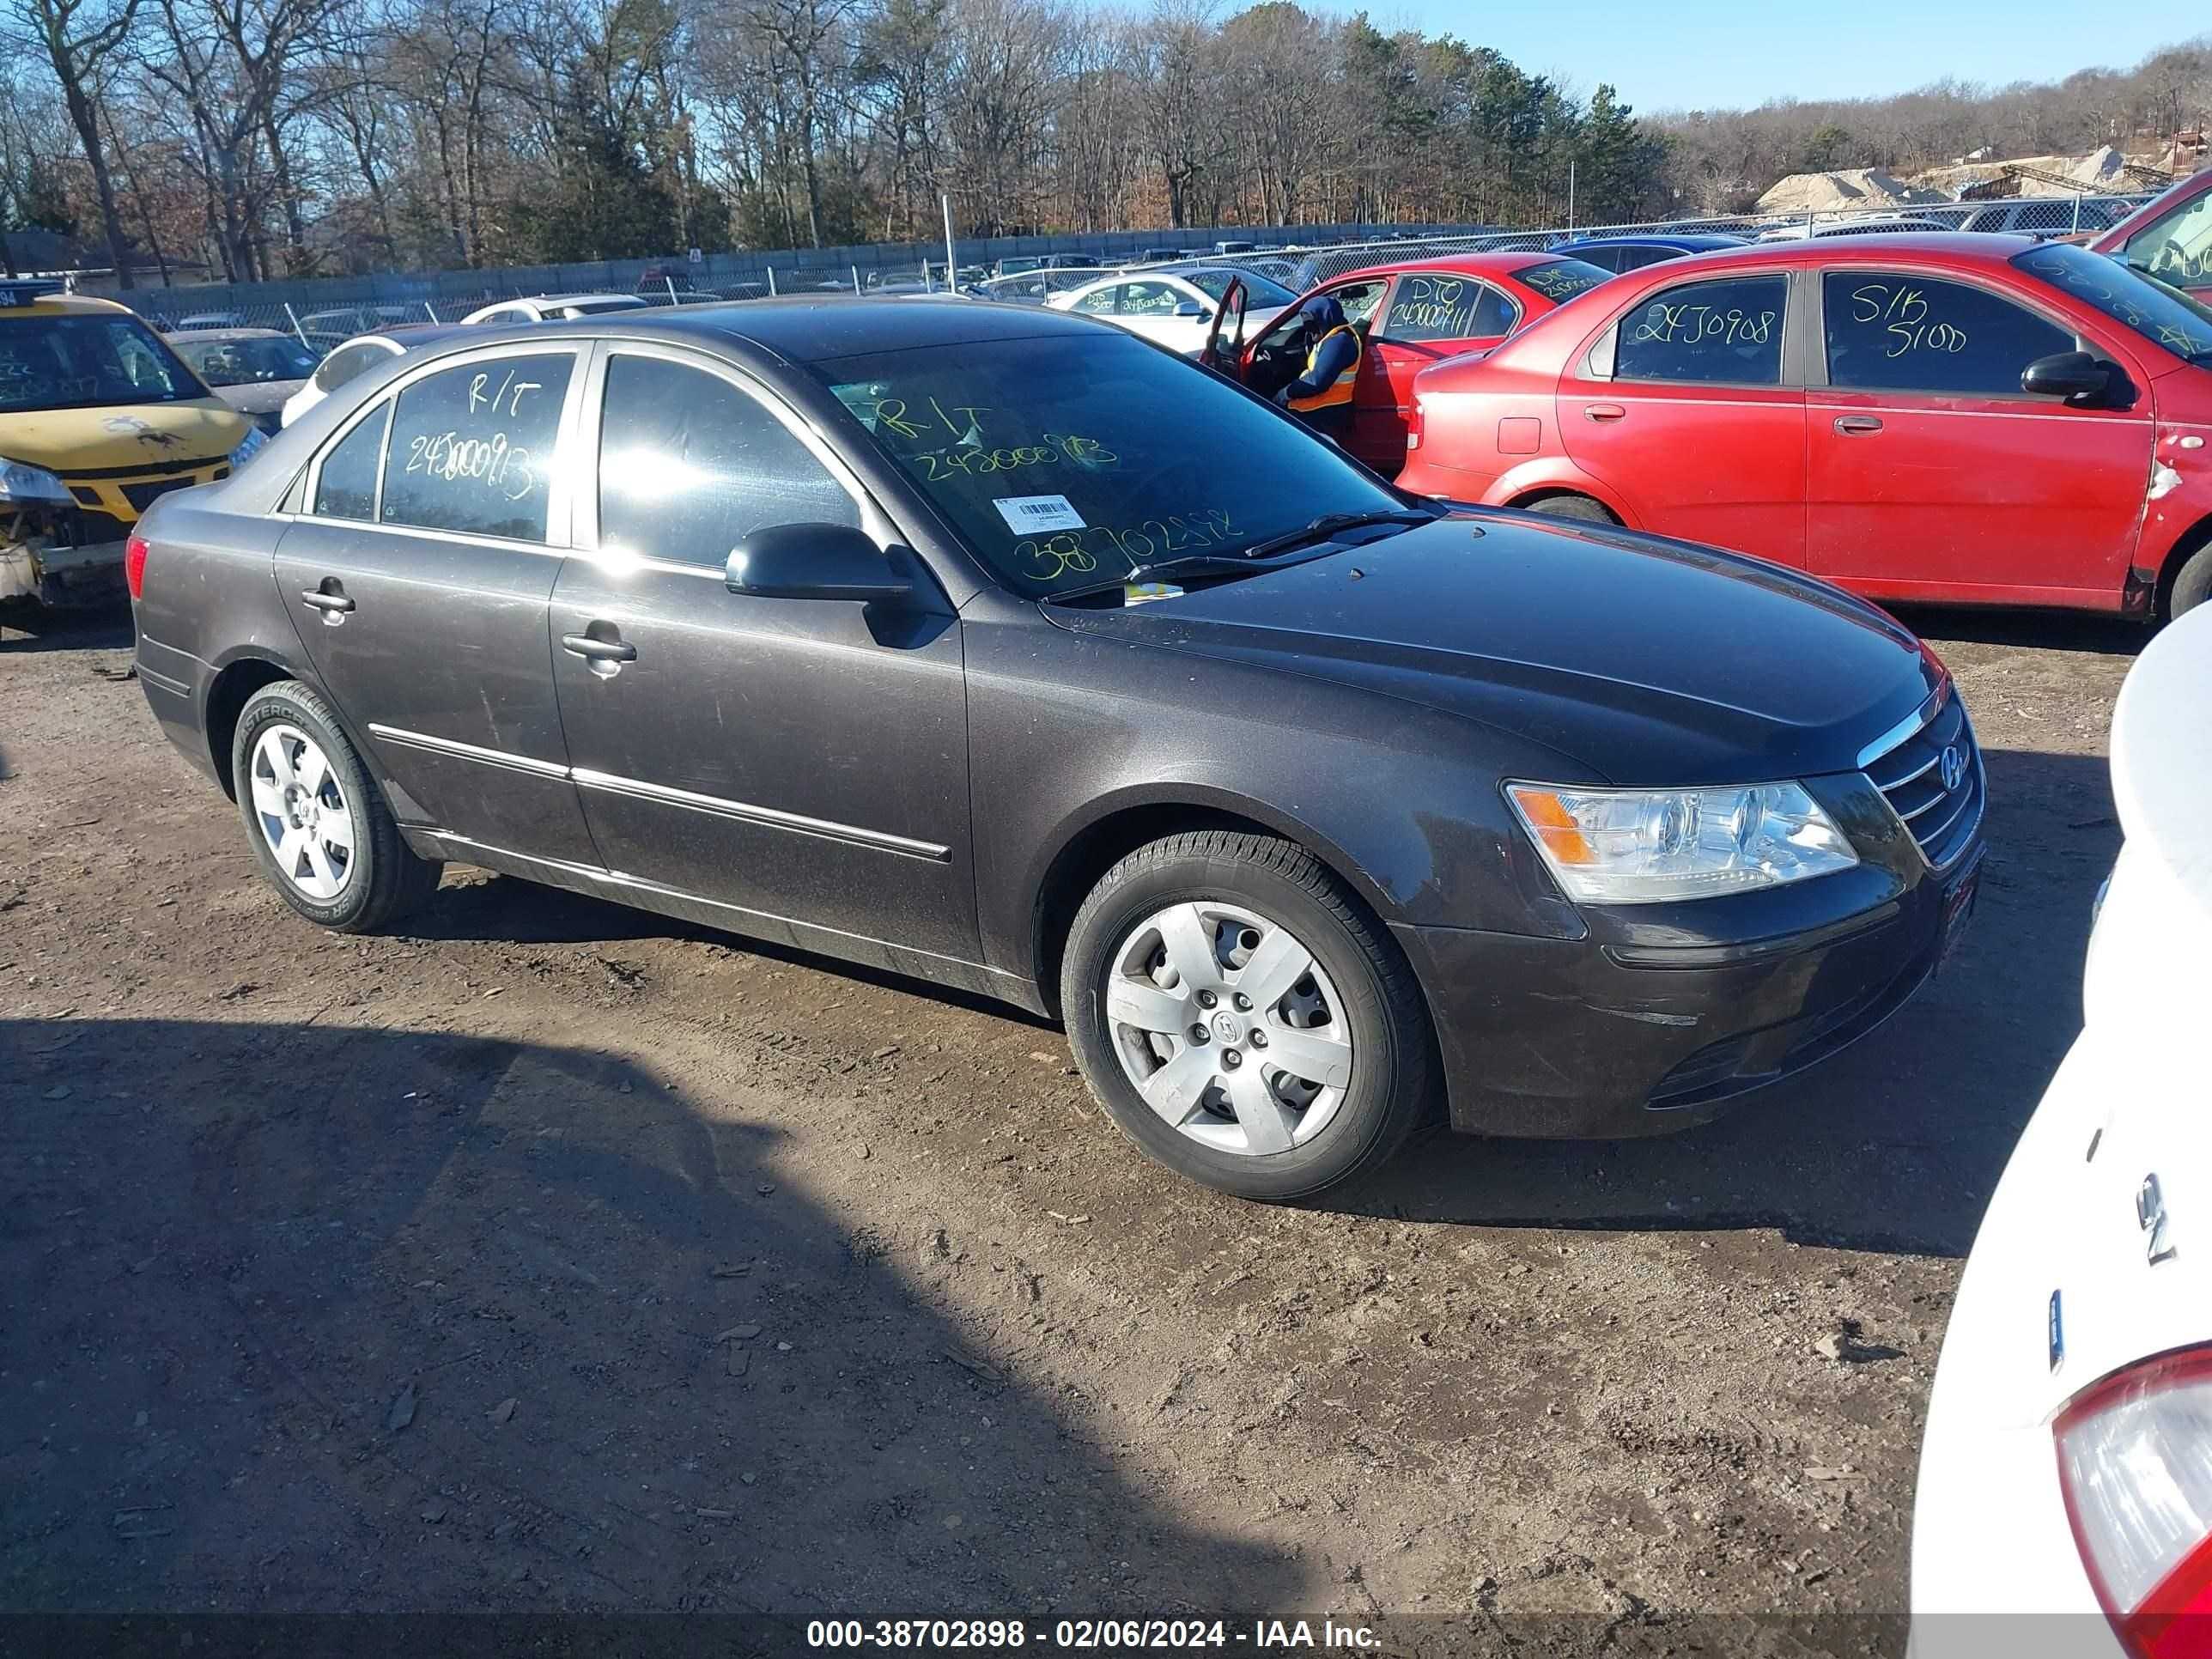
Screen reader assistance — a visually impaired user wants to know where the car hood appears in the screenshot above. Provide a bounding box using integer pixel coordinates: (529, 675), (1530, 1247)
(210, 380), (307, 417)
(1045, 513), (1940, 786)
(0, 398), (249, 472)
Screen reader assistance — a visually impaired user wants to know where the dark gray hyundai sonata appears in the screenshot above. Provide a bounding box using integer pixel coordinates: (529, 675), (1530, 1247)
(129, 298), (1984, 1200)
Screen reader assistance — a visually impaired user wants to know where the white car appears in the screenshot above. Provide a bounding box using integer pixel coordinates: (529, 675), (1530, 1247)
(458, 293), (650, 325)
(1911, 603), (2212, 1656)
(1048, 266), (1296, 355)
(1756, 215), (1958, 242)
(279, 325), (468, 428)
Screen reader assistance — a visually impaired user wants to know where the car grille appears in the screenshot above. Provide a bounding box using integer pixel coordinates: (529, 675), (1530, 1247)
(1863, 687), (1983, 870)
(120, 477), (197, 514)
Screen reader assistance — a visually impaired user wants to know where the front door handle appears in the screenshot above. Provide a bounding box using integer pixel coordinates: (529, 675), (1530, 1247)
(1584, 403), (1626, 422)
(1834, 415), (1885, 435)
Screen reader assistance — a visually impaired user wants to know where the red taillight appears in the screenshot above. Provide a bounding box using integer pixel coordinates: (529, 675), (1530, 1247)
(125, 533), (149, 600)
(2057, 1345), (2212, 1659)
(1407, 397), (1425, 453)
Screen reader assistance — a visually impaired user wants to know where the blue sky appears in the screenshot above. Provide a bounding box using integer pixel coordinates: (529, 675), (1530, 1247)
(1356, 2), (2186, 114)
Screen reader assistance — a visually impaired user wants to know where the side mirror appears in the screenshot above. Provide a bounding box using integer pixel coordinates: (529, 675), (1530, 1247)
(2021, 349), (2117, 406)
(726, 522), (911, 603)
(1173, 299), (1205, 318)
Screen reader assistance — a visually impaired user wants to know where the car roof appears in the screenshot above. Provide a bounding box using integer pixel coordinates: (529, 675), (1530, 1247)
(1651, 231), (2034, 268)
(0, 290), (137, 320)
(515, 293), (642, 307)
(340, 324), (474, 352)
(418, 296), (1109, 365)
(167, 326), (293, 342)
(1322, 248), (1571, 287)
(1558, 233), (1746, 251)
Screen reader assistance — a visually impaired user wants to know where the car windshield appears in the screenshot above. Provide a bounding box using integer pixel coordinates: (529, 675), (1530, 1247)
(2014, 243), (2212, 363)
(0, 313), (200, 413)
(178, 336), (319, 386)
(1183, 269), (1297, 307)
(817, 331), (1408, 598)
(1513, 258), (1613, 303)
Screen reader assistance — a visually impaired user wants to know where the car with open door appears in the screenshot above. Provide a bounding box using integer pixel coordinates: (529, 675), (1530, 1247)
(1049, 265), (1297, 356)
(1201, 251), (1613, 475)
(2093, 165), (2212, 300)
(1396, 234), (2212, 617)
(131, 298), (1980, 1203)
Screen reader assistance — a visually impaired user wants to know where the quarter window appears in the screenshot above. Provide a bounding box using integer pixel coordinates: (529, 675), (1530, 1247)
(377, 352), (573, 543)
(1821, 273), (2072, 395)
(1379, 274), (1518, 342)
(313, 404), (389, 521)
(1613, 275), (1786, 385)
(1073, 286), (1121, 315)
(597, 355), (859, 571)
(1118, 281), (1184, 316)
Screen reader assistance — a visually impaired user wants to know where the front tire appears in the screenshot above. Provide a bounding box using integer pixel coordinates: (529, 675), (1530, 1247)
(232, 681), (440, 933)
(1060, 830), (1434, 1201)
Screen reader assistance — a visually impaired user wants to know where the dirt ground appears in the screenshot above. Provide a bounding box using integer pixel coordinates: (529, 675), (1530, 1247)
(0, 598), (2142, 1651)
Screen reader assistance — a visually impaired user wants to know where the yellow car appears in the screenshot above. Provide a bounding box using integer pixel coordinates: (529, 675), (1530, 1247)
(1, 279), (262, 605)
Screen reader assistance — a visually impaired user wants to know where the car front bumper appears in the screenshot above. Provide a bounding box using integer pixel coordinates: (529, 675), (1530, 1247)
(1393, 782), (1984, 1139)
(0, 532), (127, 605)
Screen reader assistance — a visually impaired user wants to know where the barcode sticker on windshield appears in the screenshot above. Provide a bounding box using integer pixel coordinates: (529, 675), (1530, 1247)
(993, 495), (1087, 534)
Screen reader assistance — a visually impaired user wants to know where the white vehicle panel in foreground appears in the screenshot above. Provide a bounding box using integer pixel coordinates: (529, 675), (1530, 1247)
(1911, 604), (2212, 1657)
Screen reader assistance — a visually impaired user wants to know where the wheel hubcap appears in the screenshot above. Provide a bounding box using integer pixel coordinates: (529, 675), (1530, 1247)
(1104, 902), (1353, 1158)
(248, 724), (356, 902)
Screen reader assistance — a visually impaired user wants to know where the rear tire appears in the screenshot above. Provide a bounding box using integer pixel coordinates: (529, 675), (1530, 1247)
(232, 681), (441, 933)
(2170, 541), (2212, 619)
(1524, 493), (1619, 525)
(1060, 830), (1434, 1202)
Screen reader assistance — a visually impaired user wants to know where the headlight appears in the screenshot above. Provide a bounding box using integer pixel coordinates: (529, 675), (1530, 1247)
(228, 425), (269, 470)
(1506, 781), (1858, 904)
(0, 459), (72, 506)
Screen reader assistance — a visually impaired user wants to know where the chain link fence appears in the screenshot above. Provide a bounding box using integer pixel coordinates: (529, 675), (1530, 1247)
(96, 193), (2157, 344)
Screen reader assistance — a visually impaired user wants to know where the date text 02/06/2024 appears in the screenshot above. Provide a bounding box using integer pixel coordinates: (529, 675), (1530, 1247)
(804, 1618), (1382, 1650)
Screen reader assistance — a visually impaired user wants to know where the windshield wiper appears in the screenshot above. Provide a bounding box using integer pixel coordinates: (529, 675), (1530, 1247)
(1230, 508), (1437, 562)
(1047, 554), (1285, 601)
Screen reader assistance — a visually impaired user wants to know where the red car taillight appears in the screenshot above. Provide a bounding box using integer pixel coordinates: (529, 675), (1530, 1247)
(1407, 397), (1425, 453)
(2058, 1346), (2212, 1659)
(125, 533), (149, 600)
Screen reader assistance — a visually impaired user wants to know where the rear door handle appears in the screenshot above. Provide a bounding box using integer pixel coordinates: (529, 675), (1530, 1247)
(1584, 403), (1626, 422)
(561, 632), (637, 664)
(298, 585), (354, 618)
(1834, 415), (1884, 435)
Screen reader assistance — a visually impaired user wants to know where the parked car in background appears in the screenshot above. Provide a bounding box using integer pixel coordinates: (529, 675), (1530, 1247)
(1397, 234), (2212, 617)
(993, 257), (1045, 277)
(131, 297), (1978, 1200)
(1139, 247), (1185, 263)
(1212, 240), (1256, 254)
(1757, 215), (1956, 241)
(1049, 265), (1297, 356)
(1210, 251), (1615, 475)
(279, 325), (468, 428)
(299, 305), (421, 349)
(169, 310), (246, 331)
(2094, 165), (2212, 298)
(1040, 253), (1099, 270)
(459, 294), (650, 325)
(1551, 232), (1749, 271)
(167, 327), (323, 433)
(1959, 197), (2133, 239)
(0, 279), (256, 605)
(635, 265), (721, 303)
(972, 270), (1098, 306)
(1911, 601), (2211, 1657)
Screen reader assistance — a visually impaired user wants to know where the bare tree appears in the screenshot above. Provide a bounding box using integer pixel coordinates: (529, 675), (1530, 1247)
(5, 0), (142, 284)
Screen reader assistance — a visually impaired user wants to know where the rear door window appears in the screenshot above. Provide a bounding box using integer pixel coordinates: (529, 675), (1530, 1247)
(377, 352), (574, 542)
(1821, 272), (2072, 395)
(596, 354), (859, 570)
(1378, 274), (1518, 342)
(313, 404), (389, 521)
(1073, 284), (1123, 315)
(1613, 275), (1787, 385)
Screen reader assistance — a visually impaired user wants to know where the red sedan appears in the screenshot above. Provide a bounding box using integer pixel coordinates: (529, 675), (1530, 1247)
(1211, 250), (1612, 475)
(1396, 234), (2212, 617)
(2091, 165), (2212, 299)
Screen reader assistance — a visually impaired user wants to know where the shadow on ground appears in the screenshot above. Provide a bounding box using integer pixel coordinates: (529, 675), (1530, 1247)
(0, 598), (135, 655)
(0, 1017), (1300, 1614)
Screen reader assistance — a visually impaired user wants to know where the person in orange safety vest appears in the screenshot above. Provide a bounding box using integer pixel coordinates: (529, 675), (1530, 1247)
(1273, 294), (1362, 441)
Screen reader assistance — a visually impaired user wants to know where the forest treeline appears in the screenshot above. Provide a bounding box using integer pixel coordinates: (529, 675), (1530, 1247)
(0, 0), (2204, 287)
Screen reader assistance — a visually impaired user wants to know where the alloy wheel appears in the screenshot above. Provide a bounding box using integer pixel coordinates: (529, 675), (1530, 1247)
(248, 723), (356, 902)
(1104, 901), (1353, 1157)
